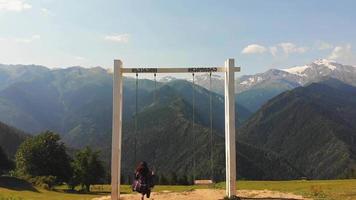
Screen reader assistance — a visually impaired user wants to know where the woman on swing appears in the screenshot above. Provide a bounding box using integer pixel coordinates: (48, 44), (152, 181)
(132, 161), (155, 200)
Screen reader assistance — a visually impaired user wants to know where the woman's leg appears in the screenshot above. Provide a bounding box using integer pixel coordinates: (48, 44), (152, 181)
(146, 190), (151, 198)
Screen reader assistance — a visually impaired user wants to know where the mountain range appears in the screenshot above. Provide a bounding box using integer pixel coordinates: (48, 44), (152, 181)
(0, 59), (355, 180)
(0, 64), (297, 180)
(194, 59), (356, 112)
(0, 64), (250, 148)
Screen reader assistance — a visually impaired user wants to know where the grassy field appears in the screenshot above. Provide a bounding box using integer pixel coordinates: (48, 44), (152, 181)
(0, 177), (355, 200)
(217, 179), (356, 200)
(0, 184), (213, 200)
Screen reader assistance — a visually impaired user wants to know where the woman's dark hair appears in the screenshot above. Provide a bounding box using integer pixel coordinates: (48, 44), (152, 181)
(136, 161), (149, 176)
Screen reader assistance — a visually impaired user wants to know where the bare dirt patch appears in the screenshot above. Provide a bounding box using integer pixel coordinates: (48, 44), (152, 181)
(92, 189), (311, 200)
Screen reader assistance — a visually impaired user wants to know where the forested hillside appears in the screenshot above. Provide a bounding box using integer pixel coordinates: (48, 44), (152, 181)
(115, 90), (301, 181)
(239, 79), (356, 179)
(0, 121), (28, 157)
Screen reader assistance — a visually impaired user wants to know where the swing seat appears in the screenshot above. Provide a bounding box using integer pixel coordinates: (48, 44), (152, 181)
(194, 179), (214, 185)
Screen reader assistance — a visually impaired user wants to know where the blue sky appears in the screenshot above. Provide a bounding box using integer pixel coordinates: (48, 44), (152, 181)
(0, 0), (355, 75)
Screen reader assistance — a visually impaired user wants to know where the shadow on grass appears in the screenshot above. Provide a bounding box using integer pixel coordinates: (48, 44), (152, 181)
(0, 176), (39, 192)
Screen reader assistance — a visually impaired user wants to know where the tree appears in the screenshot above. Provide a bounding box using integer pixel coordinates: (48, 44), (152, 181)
(167, 172), (178, 185)
(68, 161), (81, 191)
(0, 146), (13, 175)
(177, 175), (189, 185)
(15, 131), (72, 183)
(70, 147), (105, 192)
(158, 174), (168, 185)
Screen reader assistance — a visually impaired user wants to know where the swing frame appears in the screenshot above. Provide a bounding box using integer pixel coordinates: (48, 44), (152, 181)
(111, 58), (240, 199)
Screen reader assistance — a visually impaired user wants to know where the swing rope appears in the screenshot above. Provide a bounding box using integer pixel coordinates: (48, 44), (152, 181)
(134, 73), (138, 166)
(154, 73), (157, 103)
(209, 72), (214, 181)
(192, 73), (196, 181)
(153, 73), (158, 172)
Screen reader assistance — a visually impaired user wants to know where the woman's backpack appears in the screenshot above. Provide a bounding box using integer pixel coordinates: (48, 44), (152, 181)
(132, 178), (149, 193)
(132, 172), (154, 193)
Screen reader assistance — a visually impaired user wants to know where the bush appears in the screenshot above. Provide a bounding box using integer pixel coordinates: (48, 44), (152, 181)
(177, 175), (189, 185)
(28, 176), (57, 190)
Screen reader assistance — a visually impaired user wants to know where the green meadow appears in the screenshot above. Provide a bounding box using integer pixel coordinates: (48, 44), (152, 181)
(1, 177), (356, 200)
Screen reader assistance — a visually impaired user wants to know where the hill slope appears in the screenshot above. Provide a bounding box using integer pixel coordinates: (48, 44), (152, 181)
(114, 86), (301, 181)
(0, 121), (28, 157)
(239, 79), (356, 179)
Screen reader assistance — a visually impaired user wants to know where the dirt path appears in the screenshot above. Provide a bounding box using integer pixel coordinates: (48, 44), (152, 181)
(92, 189), (311, 200)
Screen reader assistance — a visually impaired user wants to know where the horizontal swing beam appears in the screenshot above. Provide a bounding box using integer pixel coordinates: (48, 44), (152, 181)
(121, 67), (241, 74)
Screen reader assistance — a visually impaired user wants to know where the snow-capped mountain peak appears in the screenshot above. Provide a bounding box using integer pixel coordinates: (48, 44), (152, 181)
(236, 59), (356, 93)
(240, 76), (263, 85)
(281, 65), (310, 76)
(153, 60), (356, 97)
(312, 59), (337, 70)
(281, 59), (341, 77)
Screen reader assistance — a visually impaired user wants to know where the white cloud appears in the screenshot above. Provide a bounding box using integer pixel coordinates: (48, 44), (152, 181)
(269, 46), (278, 57)
(41, 8), (54, 16)
(15, 34), (41, 43)
(0, 0), (32, 12)
(241, 42), (308, 57)
(264, 42), (308, 58)
(104, 34), (129, 43)
(32, 35), (41, 40)
(328, 44), (353, 61)
(316, 41), (333, 50)
(75, 56), (86, 60)
(0, 35), (41, 43)
(277, 42), (308, 55)
(241, 44), (267, 54)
